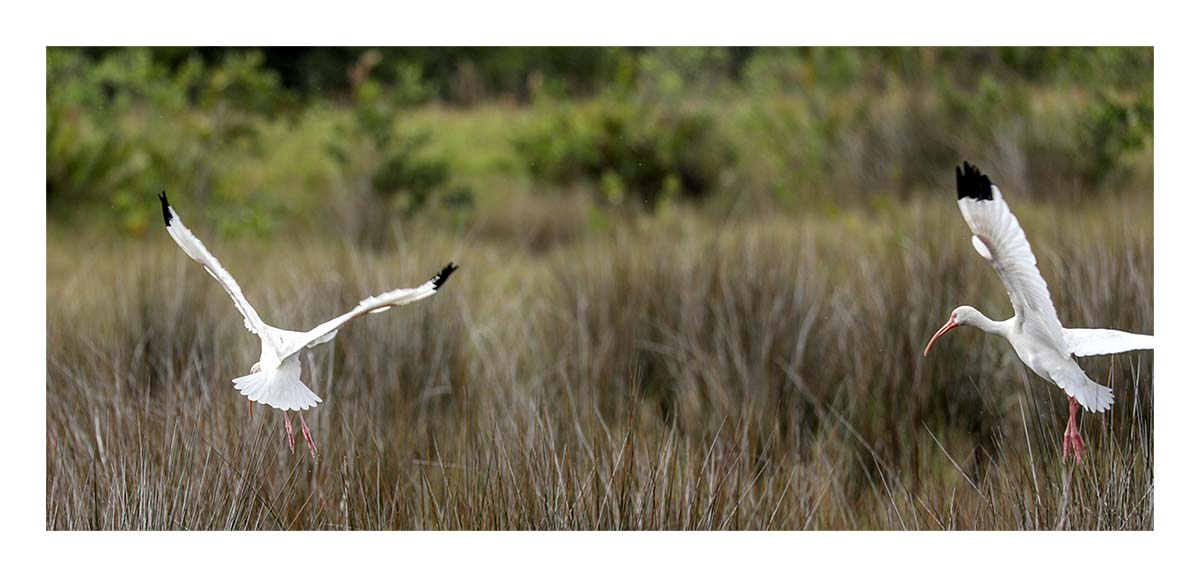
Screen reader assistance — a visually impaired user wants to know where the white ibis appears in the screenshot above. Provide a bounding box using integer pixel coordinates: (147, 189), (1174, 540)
(158, 192), (457, 456)
(924, 162), (1152, 463)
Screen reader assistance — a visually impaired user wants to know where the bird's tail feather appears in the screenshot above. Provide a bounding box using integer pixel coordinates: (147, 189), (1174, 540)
(1049, 360), (1113, 413)
(1075, 376), (1114, 413)
(232, 364), (321, 412)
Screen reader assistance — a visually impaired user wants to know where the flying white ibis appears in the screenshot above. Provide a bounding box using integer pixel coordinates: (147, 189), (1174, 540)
(924, 162), (1152, 463)
(158, 192), (457, 456)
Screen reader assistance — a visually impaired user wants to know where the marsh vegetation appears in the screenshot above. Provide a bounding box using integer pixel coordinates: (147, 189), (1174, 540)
(46, 47), (1153, 529)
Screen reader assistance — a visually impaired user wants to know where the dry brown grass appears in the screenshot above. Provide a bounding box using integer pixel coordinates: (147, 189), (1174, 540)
(46, 194), (1152, 530)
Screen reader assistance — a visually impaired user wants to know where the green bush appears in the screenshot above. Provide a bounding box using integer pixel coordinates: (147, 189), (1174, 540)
(372, 131), (453, 213)
(514, 99), (731, 210)
(633, 47), (736, 101)
(330, 58), (472, 218)
(46, 47), (290, 234)
(46, 47), (1154, 235)
(47, 48), (158, 221)
(1078, 92), (1153, 186)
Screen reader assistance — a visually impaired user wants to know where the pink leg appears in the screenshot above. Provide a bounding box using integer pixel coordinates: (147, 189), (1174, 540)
(299, 412), (317, 457)
(1071, 405), (1086, 463)
(248, 400), (253, 418)
(284, 412), (295, 454)
(1062, 396), (1085, 464)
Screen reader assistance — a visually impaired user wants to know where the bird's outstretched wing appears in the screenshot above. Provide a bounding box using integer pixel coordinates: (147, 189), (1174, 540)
(955, 162), (1069, 355)
(159, 192), (268, 337)
(1064, 328), (1154, 357)
(276, 262), (458, 360)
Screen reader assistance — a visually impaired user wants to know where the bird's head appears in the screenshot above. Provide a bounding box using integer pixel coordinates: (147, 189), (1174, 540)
(923, 305), (982, 357)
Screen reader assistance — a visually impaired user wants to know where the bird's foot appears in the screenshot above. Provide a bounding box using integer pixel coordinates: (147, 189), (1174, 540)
(1061, 396), (1085, 464)
(284, 413), (295, 455)
(1062, 424), (1085, 464)
(299, 413), (317, 458)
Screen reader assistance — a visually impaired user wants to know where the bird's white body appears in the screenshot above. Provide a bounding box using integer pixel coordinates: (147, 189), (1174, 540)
(1007, 325), (1060, 385)
(959, 311), (1119, 413)
(158, 192), (457, 418)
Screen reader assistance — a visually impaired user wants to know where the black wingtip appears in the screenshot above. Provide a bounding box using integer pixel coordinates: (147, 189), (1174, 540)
(955, 161), (993, 201)
(432, 262), (458, 290)
(158, 191), (173, 226)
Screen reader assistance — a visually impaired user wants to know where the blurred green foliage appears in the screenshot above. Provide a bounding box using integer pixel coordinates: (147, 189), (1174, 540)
(329, 50), (469, 215)
(515, 100), (730, 209)
(1080, 91), (1154, 186)
(47, 47), (292, 234)
(47, 47), (1153, 238)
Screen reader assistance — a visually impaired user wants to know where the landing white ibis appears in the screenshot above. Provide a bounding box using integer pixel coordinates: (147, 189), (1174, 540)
(924, 162), (1152, 463)
(158, 192), (457, 456)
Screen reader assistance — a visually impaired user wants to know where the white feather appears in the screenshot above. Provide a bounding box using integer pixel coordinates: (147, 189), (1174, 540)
(1043, 354), (1114, 413)
(232, 356), (321, 412)
(276, 263), (456, 360)
(958, 186), (1069, 355)
(159, 193), (268, 340)
(970, 235), (992, 260)
(1064, 328), (1154, 357)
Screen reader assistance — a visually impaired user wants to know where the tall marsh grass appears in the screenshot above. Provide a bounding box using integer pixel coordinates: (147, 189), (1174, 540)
(46, 195), (1152, 529)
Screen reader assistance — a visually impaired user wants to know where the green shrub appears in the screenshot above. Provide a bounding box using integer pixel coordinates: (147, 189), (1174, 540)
(372, 131), (453, 213)
(514, 99), (731, 210)
(47, 47), (1154, 233)
(47, 48), (159, 219)
(317, 63), (473, 250)
(1078, 91), (1153, 186)
(46, 47), (290, 234)
(633, 47), (736, 101)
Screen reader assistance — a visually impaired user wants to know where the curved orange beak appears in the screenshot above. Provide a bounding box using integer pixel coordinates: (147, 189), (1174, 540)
(923, 318), (958, 357)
